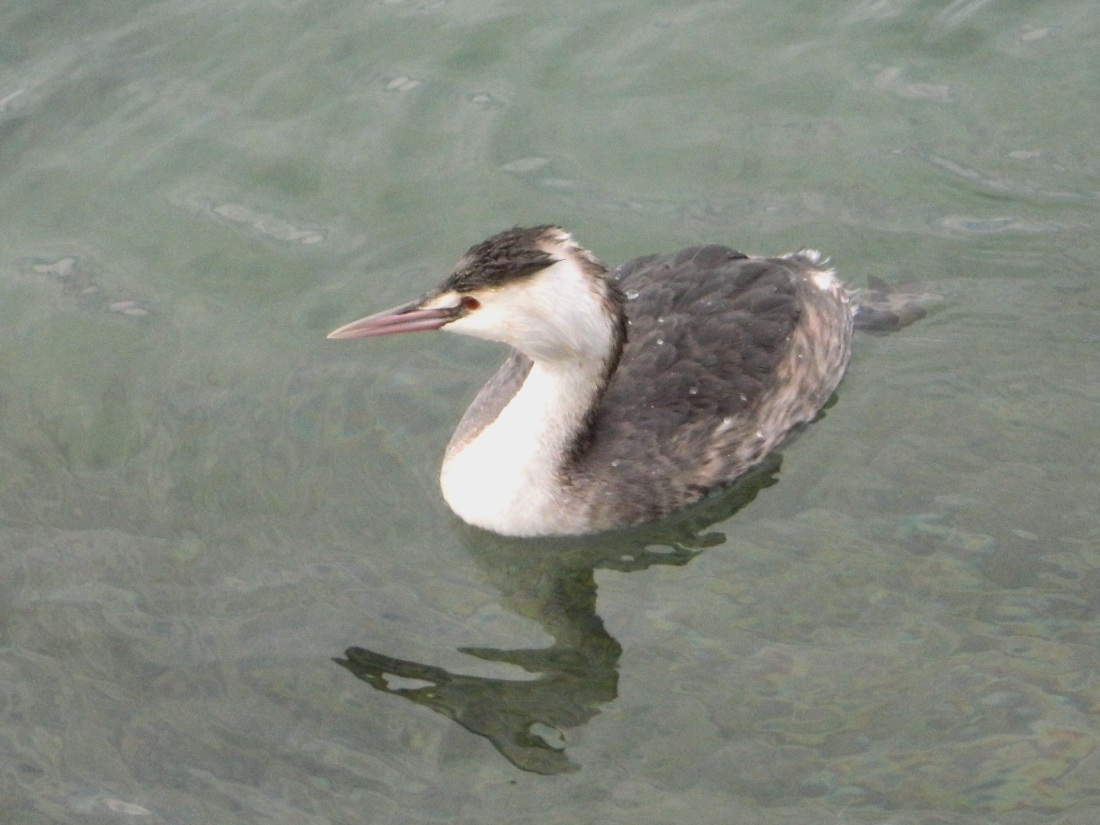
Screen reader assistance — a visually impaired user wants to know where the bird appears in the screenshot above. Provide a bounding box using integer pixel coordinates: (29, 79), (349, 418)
(328, 225), (855, 537)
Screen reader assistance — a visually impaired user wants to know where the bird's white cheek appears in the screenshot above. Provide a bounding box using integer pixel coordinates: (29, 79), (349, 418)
(444, 310), (506, 341)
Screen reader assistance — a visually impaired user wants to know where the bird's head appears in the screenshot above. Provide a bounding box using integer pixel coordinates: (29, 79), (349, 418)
(328, 226), (624, 365)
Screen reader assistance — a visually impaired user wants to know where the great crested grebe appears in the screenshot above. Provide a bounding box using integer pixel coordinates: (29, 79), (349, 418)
(329, 225), (856, 537)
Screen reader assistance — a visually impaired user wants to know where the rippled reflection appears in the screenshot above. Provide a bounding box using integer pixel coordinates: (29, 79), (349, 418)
(338, 460), (780, 773)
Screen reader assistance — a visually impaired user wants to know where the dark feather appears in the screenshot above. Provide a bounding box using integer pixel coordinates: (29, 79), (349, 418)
(572, 247), (850, 530)
(442, 226), (562, 293)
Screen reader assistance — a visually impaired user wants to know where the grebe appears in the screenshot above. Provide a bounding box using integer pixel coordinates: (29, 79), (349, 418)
(329, 226), (853, 537)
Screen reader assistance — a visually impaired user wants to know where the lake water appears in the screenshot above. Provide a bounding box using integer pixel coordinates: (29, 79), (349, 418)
(2, 1), (1099, 822)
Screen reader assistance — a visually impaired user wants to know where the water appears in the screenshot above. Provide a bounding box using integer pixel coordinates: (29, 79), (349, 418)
(2, 0), (1099, 822)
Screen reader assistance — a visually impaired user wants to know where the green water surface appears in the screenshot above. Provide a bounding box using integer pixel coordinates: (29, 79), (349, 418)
(2, 1), (1099, 823)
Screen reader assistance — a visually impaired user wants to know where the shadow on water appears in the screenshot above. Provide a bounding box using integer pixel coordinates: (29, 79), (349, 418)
(336, 456), (781, 774)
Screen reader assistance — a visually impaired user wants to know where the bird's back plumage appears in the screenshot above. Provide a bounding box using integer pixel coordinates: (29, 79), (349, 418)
(568, 245), (849, 530)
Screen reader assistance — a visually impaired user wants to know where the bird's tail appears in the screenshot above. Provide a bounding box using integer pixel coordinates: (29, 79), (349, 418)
(851, 276), (940, 332)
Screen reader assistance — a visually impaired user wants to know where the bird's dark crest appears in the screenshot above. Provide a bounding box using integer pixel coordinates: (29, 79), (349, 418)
(442, 225), (564, 293)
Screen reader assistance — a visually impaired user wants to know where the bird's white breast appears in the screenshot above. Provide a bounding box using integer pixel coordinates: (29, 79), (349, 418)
(440, 362), (596, 536)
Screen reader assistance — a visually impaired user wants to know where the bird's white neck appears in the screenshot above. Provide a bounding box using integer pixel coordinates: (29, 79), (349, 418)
(435, 246), (626, 536)
(440, 355), (606, 536)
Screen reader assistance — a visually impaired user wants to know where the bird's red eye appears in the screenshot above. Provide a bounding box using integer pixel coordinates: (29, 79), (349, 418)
(460, 295), (480, 311)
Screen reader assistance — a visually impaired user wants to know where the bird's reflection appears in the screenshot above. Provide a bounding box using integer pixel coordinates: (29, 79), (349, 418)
(337, 456), (780, 774)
